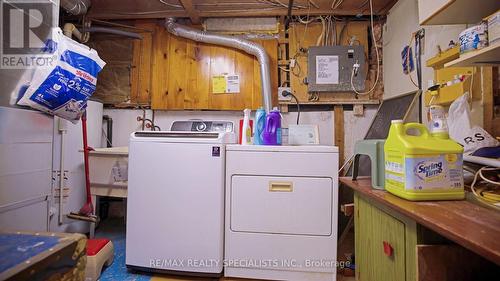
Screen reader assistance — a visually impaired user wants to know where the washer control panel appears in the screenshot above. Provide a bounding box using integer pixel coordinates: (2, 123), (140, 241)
(171, 120), (234, 133)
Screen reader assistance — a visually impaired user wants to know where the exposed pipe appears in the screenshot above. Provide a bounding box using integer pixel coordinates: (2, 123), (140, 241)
(81, 27), (143, 40)
(58, 118), (67, 225)
(103, 115), (113, 147)
(63, 23), (86, 42)
(164, 18), (273, 113)
(61, 0), (91, 15)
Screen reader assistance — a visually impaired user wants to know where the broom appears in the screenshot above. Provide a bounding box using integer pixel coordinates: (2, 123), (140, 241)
(67, 112), (98, 223)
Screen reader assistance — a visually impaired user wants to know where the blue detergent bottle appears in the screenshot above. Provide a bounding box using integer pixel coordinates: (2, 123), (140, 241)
(262, 107), (282, 145)
(254, 107), (266, 145)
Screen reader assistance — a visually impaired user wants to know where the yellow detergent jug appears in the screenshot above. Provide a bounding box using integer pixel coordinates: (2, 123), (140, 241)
(384, 120), (464, 201)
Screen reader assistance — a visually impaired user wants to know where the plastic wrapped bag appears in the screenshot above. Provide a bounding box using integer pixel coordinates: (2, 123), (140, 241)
(18, 28), (105, 123)
(447, 93), (498, 153)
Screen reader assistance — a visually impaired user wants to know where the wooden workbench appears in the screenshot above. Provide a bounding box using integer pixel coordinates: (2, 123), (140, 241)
(0, 231), (87, 281)
(340, 177), (500, 266)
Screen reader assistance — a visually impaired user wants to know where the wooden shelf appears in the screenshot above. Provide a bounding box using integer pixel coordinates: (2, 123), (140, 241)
(444, 43), (500, 67)
(279, 99), (380, 106)
(420, 0), (499, 25)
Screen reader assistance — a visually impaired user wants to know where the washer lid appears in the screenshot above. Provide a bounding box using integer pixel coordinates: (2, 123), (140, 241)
(130, 131), (236, 144)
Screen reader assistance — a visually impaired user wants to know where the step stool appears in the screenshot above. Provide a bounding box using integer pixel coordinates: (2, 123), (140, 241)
(85, 239), (114, 281)
(352, 139), (386, 189)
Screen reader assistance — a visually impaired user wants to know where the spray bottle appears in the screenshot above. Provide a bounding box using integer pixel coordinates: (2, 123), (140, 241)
(241, 108), (252, 145)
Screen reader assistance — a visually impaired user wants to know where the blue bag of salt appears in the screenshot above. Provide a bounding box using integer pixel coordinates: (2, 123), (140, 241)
(18, 28), (105, 123)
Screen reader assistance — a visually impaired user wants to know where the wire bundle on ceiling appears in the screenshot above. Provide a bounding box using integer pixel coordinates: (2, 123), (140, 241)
(470, 167), (500, 210)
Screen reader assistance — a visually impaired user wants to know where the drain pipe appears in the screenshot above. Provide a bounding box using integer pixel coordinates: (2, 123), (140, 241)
(164, 18), (272, 113)
(63, 23), (86, 42)
(81, 27), (143, 40)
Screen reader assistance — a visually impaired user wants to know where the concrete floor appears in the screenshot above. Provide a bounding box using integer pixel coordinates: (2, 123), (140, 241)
(96, 218), (355, 281)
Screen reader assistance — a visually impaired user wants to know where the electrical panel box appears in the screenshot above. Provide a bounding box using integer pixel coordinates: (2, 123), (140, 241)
(307, 46), (366, 92)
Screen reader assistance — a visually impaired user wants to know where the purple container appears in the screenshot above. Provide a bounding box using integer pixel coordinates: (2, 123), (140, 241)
(262, 109), (282, 145)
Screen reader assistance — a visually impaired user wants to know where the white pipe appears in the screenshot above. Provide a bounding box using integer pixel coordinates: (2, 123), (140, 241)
(61, 0), (91, 15)
(81, 27), (143, 40)
(164, 18), (273, 113)
(63, 23), (84, 41)
(58, 118), (67, 225)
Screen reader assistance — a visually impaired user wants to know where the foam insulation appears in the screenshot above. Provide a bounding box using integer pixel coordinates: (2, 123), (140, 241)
(88, 36), (134, 105)
(203, 17), (279, 34)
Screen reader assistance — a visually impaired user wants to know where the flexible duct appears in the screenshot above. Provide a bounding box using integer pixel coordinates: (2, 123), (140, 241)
(164, 18), (272, 113)
(61, 0), (91, 15)
(81, 27), (143, 40)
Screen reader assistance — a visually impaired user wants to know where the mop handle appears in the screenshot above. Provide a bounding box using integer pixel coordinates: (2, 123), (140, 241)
(82, 113), (92, 204)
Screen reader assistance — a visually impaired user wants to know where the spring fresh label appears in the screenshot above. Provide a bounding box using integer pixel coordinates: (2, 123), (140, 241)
(405, 154), (463, 190)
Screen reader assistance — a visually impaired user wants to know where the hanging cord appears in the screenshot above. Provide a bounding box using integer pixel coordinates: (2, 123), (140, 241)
(415, 30), (424, 90)
(405, 33), (419, 88)
(470, 167), (500, 210)
(349, 0), (380, 97)
(282, 90), (301, 125)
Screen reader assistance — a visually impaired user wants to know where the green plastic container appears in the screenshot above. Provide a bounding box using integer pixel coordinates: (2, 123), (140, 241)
(384, 120), (464, 201)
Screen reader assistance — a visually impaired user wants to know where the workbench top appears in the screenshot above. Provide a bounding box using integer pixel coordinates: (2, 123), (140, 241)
(340, 177), (500, 265)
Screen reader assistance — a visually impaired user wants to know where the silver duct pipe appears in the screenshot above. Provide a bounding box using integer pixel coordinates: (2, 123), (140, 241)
(164, 18), (272, 113)
(61, 0), (91, 15)
(81, 27), (143, 40)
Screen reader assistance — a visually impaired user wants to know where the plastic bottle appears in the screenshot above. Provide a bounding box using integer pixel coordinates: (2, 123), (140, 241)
(262, 107), (282, 145)
(241, 108), (252, 145)
(254, 107), (266, 145)
(384, 120), (464, 201)
(428, 105), (449, 139)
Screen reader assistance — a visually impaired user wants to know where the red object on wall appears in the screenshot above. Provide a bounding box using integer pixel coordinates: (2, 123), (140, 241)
(383, 241), (393, 257)
(238, 119), (254, 144)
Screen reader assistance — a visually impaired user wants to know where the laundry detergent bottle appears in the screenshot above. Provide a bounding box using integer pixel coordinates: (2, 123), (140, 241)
(254, 107), (266, 145)
(384, 120), (464, 201)
(262, 107), (282, 145)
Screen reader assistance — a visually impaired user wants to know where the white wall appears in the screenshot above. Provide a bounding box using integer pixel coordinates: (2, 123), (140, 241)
(103, 109), (336, 146)
(101, 107), (378, 163)
(383, 0), (484, 125)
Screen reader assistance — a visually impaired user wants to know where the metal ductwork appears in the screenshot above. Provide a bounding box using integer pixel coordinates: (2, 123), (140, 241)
(164, 18), (273, 113)
(61, 0), (91, 15)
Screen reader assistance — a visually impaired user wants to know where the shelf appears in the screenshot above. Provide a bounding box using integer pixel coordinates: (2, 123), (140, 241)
(444, 43), (500, 67)
(278, 99), (380, 106)
(420, 0), (500, 25)
(426, 46), (460, 68)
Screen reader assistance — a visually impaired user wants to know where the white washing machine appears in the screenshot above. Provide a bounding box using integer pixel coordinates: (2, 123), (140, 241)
(225, 145), (339, 281)
(126, 120), (236, 276)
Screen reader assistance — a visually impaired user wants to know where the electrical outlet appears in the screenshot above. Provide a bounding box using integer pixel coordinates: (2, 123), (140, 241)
(278, 87), (292, 101)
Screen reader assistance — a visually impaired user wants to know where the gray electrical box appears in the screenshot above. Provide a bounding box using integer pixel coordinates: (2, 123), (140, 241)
(307, 46), (366, 92)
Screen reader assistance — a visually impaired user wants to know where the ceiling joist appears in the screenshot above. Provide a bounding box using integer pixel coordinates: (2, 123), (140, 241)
(178, 0), (201, 24)
(87, 0), (398, 20)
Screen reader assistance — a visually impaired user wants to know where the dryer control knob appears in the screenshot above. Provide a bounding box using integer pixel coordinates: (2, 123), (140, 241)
(195, 122), (207, 131)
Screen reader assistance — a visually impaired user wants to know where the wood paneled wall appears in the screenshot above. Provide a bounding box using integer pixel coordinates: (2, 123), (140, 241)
(145, 23), (278, 110)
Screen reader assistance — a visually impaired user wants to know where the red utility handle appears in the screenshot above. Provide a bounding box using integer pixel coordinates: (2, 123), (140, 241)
(383, 241), (393, 257)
